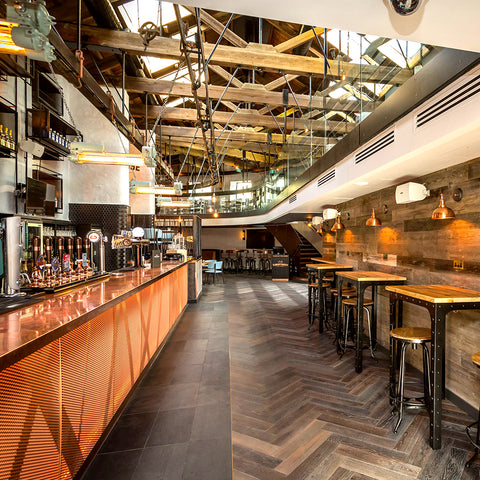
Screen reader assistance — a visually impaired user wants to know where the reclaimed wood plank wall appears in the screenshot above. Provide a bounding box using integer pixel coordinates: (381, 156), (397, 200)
(333, 157), (480, 409)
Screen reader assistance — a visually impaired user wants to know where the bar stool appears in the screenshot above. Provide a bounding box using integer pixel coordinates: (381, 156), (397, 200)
(308, 281), (329, 328)
(340, 297), (375, 357)
(390, 327), (431, 433)
(331, 287), (357, 327)
(466, 351), (480, 467)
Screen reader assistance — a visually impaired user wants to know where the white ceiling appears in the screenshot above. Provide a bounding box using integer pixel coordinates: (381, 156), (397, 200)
(164, 0), (480, 53)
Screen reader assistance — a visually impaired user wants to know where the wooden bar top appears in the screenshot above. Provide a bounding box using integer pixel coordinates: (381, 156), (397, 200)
(0, 260), (188, 369)
(306, 263), (353, 270)
(336, 271), (407, 282)
(385, 284), (480, 303)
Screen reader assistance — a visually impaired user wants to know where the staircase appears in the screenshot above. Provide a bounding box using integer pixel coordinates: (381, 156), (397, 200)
(265, 225), (322, 278)
(297, 233), (320, 277)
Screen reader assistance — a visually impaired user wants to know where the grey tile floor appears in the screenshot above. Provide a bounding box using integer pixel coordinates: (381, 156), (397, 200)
(81, 289), (232, 480)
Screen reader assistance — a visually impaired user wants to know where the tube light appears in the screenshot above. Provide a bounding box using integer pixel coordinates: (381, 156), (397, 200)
(74, 151), (146, 166)
(158, 200), (191, 208)
(0, 21), (26, 55)
(133, 185), (176, 195)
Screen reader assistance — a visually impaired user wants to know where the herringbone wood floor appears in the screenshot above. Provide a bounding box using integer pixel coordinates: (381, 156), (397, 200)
(206, 275), (480, 480)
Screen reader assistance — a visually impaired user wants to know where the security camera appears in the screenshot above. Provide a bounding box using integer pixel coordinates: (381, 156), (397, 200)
(388, 0), (424, 16)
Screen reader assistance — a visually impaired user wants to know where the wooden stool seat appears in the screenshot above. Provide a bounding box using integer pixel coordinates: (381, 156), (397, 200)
(308, 283), (318, 288)
(390, 327), (431, 343)
(342, 297), (373, 307)
(472, 352), (480, 367)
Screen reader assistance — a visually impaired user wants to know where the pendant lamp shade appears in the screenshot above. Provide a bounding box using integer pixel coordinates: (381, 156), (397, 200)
(366, 208), (382, 227)
(331, 216), (345, 232)
(432, 194), (455, 220)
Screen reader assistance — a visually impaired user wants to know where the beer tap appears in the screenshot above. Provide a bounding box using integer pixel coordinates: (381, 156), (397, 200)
(31, 235), (43, 287)
(75, 236), (84, 277)
(65, 237), (74, 281)
(83, 237), (93, 277)
(57, 237), (65, 284)
(44, 236), (53, 287)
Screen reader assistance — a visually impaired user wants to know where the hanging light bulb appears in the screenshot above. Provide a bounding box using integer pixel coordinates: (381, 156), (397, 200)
(211, 192), (217, 203)
(208, 206), (213, 213)
(366, 208), (382, 227)
(213, 211), (219, 218)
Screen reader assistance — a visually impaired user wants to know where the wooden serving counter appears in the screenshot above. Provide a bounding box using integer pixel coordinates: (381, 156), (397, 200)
(0, 260), (189, 480)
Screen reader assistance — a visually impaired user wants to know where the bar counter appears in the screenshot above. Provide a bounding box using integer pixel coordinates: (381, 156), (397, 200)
(0, 260), (189, 480)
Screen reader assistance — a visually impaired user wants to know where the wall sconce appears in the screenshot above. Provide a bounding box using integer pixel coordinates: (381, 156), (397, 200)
(366, 204), (388, 227)
(331, 213), (349, 232)
(241, 230), (245, 240)
(431, 188), (462, 220)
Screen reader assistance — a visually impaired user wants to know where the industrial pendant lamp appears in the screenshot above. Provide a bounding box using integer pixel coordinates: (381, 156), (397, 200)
(366, 209), (381, 227)
(366, 205), (388, 226)
(431, 193), (455, 220)
(331, 216), (345, 232)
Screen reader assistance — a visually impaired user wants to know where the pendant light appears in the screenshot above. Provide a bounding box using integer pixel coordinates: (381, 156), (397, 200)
(366, 209), (381, 227)
(431, 193), (455, 220)
(331, 216), (345, 232)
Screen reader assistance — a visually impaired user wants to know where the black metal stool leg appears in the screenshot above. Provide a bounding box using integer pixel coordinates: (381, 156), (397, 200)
(394, 342), (408, 433)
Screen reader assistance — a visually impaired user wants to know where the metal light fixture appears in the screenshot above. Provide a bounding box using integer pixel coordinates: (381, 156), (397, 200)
(2, 1), (56, 62)
(331, 216), (345, 232)
(158, 199), (191, 208)
(129, 181), (176, 195)
(366, 205), (388, 227)
(431, 189), (462, 220)
(69, 142), (156, 167)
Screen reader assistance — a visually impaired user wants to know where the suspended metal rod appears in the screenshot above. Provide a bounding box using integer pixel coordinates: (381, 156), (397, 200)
(214, 101), (243, 148)
(264, 104), (284, 134)
(212, 66), (239, 114)
(206, 13), (235, 65)
(175, 4), (219, 185)
(175, 125), (200, 182)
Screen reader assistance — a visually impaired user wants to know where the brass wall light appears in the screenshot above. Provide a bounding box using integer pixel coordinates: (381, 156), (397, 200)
(431, 188), (462, 220)
(366, 204), (388, 227)
(331, 213), (349, 232)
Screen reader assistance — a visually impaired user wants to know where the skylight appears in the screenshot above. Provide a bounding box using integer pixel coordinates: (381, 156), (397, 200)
(118, 0), (190, 75)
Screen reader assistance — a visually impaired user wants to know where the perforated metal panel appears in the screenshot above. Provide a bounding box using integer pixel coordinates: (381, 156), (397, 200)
(0, 264), (189, 480)
(0, 342), (61, 480)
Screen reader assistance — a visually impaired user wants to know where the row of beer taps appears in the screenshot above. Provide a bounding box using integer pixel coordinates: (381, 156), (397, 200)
(29, 235), (94, 288)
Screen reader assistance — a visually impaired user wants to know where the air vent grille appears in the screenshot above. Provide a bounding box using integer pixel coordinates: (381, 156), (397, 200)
(289, 195), (297, 204)
(416, 75), (480, 128)
(317, 169), (335, 187)
(354, 131), (394, 164)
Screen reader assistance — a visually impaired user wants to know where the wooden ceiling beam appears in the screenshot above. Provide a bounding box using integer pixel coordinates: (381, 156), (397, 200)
(275, 27), (324, 53)
(114, 76), (376, 113)
(55, 23), (411, 82)
(183, 7), (248, 48)
(157, 125), (329, 145)
(132, 105), (355, 132)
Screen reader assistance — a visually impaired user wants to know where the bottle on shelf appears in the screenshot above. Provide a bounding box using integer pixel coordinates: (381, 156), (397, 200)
(9, 129), (15, 151)
(0, 125), (5, 148)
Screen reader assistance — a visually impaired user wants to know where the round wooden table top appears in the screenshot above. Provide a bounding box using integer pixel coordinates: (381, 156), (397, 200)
(390, 327), (431, 342)
(472, 352), (480, 367)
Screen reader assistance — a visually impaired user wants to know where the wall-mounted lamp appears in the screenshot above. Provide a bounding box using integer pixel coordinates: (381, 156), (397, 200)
(431, 188), (462, 220)
(331, 213), (349, 232)
(241, 230), (245, 240)
(366, 204), (388, 227)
